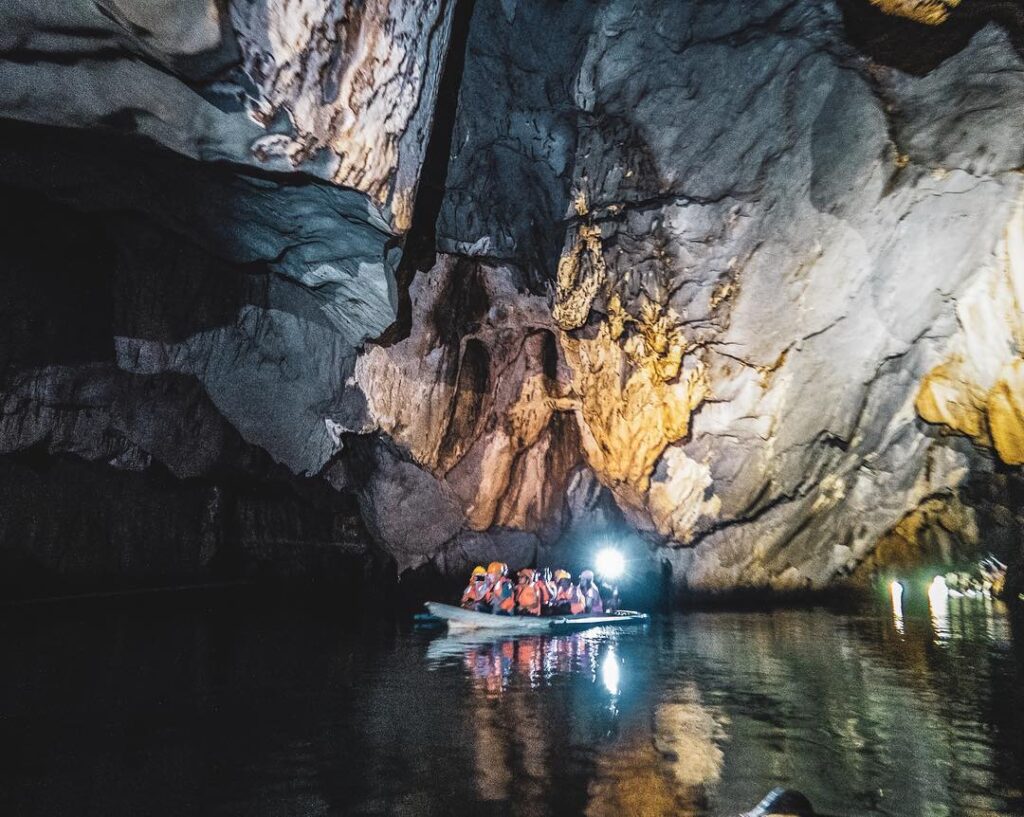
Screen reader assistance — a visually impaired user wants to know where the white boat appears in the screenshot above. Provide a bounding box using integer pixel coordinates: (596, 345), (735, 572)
(424, 602), (649, 633)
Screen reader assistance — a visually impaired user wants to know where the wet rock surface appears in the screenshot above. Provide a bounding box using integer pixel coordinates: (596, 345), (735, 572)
(4, 0), (1024, 595)
(0, 0), (454, 230)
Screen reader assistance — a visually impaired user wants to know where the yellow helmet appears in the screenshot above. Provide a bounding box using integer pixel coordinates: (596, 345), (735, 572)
(471, 565), (486, 578)
(553, 569), (571, 581)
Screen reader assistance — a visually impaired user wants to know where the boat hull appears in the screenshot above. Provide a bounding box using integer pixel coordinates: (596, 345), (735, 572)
(424, 602), (648, 633)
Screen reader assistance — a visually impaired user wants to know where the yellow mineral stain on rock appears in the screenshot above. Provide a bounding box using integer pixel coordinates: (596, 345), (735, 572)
(560, 319), (708, 514)
(916, 359), (992, 444)
(551, 188), (718, 535)
(709, 276), (737, 311)
(648, 447), (721, 543)
(855, 496), (977, 580)
(868, 0), (961, 25)
(608, 294), (687, 382)
(389, 184), (415, 233)
(915, 201), (1024, 463)
(987, 359), (1024, 465)
(554, 190), (607, 330)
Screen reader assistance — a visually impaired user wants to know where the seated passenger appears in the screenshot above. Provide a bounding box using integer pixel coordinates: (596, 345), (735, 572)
(551, 569), (585, 615)
(536, 567), (556, 610)
(485, 561), (515, 615)
(514, 568), (545, 616)
(600, 579), (620, 613)
(461, 565), (489, 610)
(536, 568), (553, 610)
(579, 569), (604, 614)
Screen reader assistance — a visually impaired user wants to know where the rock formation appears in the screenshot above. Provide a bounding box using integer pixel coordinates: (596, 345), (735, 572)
(3, 0), (1024, 597)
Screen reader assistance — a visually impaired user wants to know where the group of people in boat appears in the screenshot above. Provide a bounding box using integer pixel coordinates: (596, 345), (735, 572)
(460, 562), (617, 616)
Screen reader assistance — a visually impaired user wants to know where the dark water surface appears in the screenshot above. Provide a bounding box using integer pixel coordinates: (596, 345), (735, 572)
(3, 594), (1023, 816)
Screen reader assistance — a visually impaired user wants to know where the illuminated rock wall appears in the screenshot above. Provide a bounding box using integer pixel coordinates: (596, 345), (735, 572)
(416, 0), (1024, 590)
(4, 0), (1024, 593)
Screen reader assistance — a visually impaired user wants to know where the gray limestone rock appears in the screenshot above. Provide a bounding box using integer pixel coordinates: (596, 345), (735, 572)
(345, 436), (467, 571)
(433, 529), (542, 578)
(0, 0), (456, 230)
(5, 0), (1024, 594)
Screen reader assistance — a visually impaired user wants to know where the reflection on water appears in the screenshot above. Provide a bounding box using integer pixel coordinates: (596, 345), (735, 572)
(890, 580), (905, 635)
(601, 648), (620, 698)
(428, 629), (620, 697)
(929, 576), (951, 641)
(2, 598), (1023, 817)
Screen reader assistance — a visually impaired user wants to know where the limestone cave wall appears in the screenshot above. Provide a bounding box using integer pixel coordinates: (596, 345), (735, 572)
(3, 0), (1024, 596)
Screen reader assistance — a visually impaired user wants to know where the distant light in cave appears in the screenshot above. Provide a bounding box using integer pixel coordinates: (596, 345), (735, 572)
(890, 580), (905, 635)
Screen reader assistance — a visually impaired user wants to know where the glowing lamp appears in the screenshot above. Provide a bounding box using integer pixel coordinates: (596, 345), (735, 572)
(596, 547), (625, 580)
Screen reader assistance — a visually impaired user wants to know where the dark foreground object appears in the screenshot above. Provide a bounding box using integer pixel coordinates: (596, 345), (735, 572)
(744, 788), (817, 816)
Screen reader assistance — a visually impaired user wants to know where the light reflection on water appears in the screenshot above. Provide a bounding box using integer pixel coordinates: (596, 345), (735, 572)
(1, 598), (1022, 817)
(890, 580), (905, 635)
(601, 648), (620, 698)
(928, 576), (952, 641)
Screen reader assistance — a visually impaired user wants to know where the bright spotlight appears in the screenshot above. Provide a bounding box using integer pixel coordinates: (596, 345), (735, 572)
(596, 547), (625, 580)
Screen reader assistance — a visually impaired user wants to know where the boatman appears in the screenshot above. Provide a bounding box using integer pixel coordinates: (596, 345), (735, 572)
(485, 561), (515, 615)
(461, 565), (489, 611)
(578, 569), (604, 614)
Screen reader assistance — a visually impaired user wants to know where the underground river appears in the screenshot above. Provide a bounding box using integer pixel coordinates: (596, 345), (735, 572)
(2, 592), (1022, 817)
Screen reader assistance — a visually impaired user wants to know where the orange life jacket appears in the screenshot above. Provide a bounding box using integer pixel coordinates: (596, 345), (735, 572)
(555, 584), (585, 615)
(487, 576), (515, 612)
(515, 581), (542, 616)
